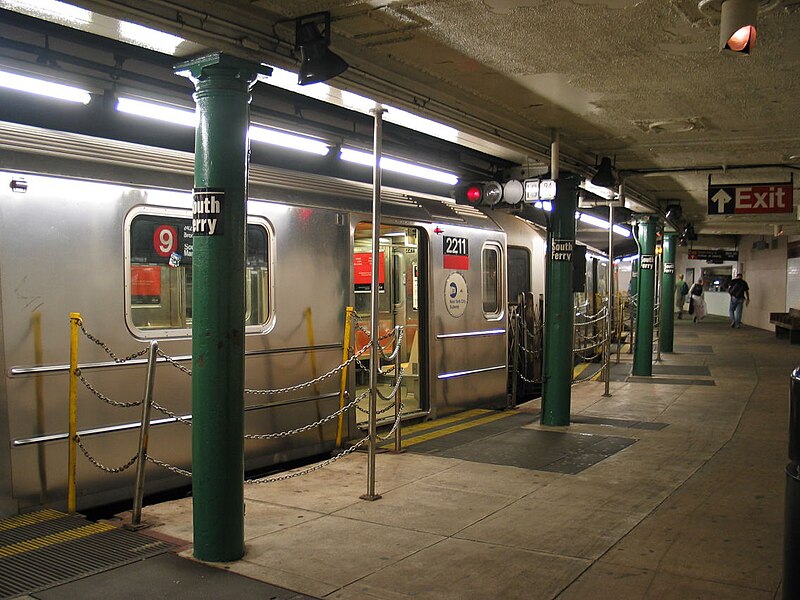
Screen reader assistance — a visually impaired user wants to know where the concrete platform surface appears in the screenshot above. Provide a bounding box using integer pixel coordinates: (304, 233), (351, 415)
(31, 317), (792, 599)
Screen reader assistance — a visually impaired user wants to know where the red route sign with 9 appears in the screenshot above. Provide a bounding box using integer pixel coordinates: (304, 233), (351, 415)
(153, 225), (178, 257)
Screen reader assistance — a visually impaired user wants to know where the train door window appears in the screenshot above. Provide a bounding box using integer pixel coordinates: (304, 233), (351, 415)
(482, 242), (503, 318)
(353, 222), (424, 423)
(507, 246), (531, 304)
(126, 210), (271, 337)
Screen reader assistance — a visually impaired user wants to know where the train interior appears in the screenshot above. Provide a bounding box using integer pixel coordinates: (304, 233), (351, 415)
(352, 222), (424, 425)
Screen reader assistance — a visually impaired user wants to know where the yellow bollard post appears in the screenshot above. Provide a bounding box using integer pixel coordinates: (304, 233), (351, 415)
(67, 312), (81, 514)
(336, 307), (354, 448)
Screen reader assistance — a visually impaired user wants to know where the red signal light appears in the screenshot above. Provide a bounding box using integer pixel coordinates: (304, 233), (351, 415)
(466, 185), (482, 204)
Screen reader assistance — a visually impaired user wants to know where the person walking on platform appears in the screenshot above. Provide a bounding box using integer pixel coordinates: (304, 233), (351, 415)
(727, 273), (750, 328)
(675, 274), (689, 319)
(689, 279), (705, 323)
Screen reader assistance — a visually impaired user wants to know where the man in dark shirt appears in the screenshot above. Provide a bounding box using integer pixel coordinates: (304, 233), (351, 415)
(727, 273), (750, 328)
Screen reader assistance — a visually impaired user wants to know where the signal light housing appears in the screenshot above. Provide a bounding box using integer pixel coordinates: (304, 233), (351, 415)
(720, 0), (757, 54)
(454, 181), (503, 206)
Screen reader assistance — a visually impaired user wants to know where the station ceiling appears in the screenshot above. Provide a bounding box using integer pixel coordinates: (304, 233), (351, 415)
(1, 0), (799, 243)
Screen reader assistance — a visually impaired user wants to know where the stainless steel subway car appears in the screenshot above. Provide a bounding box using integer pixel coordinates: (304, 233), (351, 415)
(0, 121), (516, 516)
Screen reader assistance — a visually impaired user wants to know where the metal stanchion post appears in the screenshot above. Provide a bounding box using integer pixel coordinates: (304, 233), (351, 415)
(393, 326), (403, 453)
(130, 341), (158, 529)
(603, 202), (614, 396)
(784, 367), (800, 599)
(362, 106), (385, 501)
(510, 309), (519, 408)
(67, 312), (81, 514)
(336, 307), (354, 449)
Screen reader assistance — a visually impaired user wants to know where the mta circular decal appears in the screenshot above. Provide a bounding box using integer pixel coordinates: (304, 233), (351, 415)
(445, 272), (468, 318)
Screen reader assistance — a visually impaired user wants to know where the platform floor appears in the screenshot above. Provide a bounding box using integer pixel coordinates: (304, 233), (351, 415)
(20, 316), (794, 599)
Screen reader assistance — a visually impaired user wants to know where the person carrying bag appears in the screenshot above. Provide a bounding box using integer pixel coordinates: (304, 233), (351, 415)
(689, 280), (706, 323)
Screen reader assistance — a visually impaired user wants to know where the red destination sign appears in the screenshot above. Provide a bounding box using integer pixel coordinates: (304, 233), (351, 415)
(353, 252), (385, 291)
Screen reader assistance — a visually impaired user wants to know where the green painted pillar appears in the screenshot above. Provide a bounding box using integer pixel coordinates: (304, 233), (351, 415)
(660, 233), (677, 353)
(175, 54), (266, 562)
(633, 217), (658, 376)
(541, 173), (579, 426)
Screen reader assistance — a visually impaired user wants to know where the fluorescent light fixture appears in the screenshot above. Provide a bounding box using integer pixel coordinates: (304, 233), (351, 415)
(0, 69), (91, 104)
(2, 0), (91, 24)
(119, 21), (185, 55)
(612, 224), (631, 238)
(117, 97), (330, 155)
(260, 67), (458, 143)
(250, 126), (329, 155)
(615, 254), (638, 263)
(579, 212), (610, 229)
(340, 148), (459, 185)
(581, 180), (617, 200)
(117, 97), (196, 127)
(577, 212), (632, 238)
(384, 106), (458, 142)
(257, 65), (331, 102)
(341, 90), (377, 113)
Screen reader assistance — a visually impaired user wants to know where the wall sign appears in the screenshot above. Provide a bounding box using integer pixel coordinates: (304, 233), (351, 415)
(708, 183), (793, 215)
(354, 252), (385, 292)
(551, 239), (573, 262)
(663, 262), (675, 274)
(687, 249), (738, 262)
(640, 254), (655, 270)
(444, 272), (468, 318)
(192, 188), (225, 235)
(443, 236), (469, 270)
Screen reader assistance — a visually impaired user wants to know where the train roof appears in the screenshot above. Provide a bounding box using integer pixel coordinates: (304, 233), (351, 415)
(0, 120), (500, 231)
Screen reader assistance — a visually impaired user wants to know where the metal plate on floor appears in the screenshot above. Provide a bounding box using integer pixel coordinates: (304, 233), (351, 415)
(434, 428), (636, 475)
(572, 415), (669, 430)
(673, 344), (714, 354)
(627, 376), (716, 386)
(0, 510), (172, 599)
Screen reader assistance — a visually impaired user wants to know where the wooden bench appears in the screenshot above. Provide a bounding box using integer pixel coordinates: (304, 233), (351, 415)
(770, 308), (800, 344)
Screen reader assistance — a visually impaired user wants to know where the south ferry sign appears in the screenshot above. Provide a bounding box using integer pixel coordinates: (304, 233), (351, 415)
(707, 183), (793, 215)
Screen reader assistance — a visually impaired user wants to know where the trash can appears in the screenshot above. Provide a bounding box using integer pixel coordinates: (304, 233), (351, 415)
(784, 368), (800, 599)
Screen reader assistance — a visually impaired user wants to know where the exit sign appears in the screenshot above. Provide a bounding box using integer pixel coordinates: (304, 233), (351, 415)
(708, 183), (793, 215)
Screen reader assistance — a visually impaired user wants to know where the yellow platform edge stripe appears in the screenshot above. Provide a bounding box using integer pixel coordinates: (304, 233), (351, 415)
(391, 411), (515, 449)
(0, 521), (116, 559)
(394, 408), (491, 437)
(0, 508), (65, 533)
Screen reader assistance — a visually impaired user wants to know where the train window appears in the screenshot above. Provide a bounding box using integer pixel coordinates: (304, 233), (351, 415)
(127, 212), (270, 336)
(507, 246), (531, 303)
(482, 243), (503, 318)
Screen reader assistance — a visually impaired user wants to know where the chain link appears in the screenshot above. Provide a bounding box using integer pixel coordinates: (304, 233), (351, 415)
(152, 401), (194, 427)
(245, 435), (370, 484)
(155, 349), (193, 376)
(245, 340), (371, 396)
(74, 434), (139, 473)
(78, 320), (149, 363)
(76, 369), (143, 408)
(376, 403), (404, 441)
(244, 389), (369, 439)
(146, 455), (192, 477)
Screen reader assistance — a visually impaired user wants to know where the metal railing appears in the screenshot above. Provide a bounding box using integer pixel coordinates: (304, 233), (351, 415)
(66, 308), (405, 522)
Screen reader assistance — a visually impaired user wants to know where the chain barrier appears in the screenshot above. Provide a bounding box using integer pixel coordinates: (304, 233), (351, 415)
(245, 388), (369, 439)
(155, 349), (192, 376)
(377, 402), (404, 442)
(146, 455), (192, 477)
(245, 435), (370, 484)
(76, 369), (143, 408)
(70, 312), (406, 492)
(74, 434), (139, 474)
(152, 401), (193, 427)
(78, 320), (149, 363)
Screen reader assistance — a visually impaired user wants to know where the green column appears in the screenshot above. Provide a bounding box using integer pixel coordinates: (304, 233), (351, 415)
(541, 173), (579, 426)
(175, 54), (266, 562)
(633, 217), (658, 376)
(660, 233), (677, 353)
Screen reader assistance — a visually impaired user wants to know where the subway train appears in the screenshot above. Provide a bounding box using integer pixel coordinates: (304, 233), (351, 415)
(0, 120), (604, 516)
